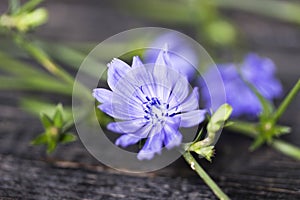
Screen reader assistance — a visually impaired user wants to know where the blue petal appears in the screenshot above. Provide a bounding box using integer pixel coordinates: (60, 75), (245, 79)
(115, 134), (141, 147)
(114, 65), (156, 101)
(153, 48), (171, 99)
(163, 118), (182, 149)
(107, 58), (132, 90)
(115, 123), (153, 148)
(179, 87), (199, 112)
(137, 131), (164, 160)
(92, 88), (113, 103)
(241, 53), (282, 99)
(132, 56), (144, 68)
(168, 74), (189, 108)
(164, 130), (182, 150)
(98, 101), (144, 120)
(178, 110), (206, 127)
(107, 118), (147, 133)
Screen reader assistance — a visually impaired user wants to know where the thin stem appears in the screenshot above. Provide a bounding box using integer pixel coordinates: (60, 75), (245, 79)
(182, 151), (230, 200)
(271, 139), (300, 160)
(13, 34), (92, 100)
(227, 122), (300, 160)
(272, 79), (300, 123)
(226, 121), (258, 137)
(14, 34), (74, 86)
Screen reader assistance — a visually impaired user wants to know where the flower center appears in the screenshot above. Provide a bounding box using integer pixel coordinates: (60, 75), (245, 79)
(143, 97), (169, 124)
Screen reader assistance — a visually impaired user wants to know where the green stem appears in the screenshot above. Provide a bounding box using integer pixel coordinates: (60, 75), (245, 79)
(227, 121), (258, 137)
(14, 34), (74, 86)
(182, 151), (230, 200)
(271, 139), (300, 160)
(272, 79), (300, 123)
(227, 122), (300, 160)
(13, 34), (92, 100)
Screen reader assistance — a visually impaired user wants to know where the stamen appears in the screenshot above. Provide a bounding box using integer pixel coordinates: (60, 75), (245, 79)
(143, 97), (169, 124)
(169, 113), (177, 117)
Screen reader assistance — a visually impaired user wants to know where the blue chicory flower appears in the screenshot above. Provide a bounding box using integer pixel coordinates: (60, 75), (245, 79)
(240, 53), (282, 100)
(144, 32), (197, 80)
(201, 53), (282, 117)
(93, 49), (206, 160)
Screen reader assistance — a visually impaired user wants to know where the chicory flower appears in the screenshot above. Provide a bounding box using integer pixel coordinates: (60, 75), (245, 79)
(201, 53), (282, 117)
(93, 49), (206, 160)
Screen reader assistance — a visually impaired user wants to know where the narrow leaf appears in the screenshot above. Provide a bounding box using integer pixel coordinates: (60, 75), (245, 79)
(31, 133), (47, 145)
(40, 113), (53, 128)
(9, 0), (20, 14)
(18, 0), (44, 13)
(53, 104), (64, 128)
(60, 133), (77, 144)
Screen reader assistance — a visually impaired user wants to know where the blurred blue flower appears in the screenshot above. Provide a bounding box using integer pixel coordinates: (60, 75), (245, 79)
(201, 54), (282, 117)
(240, 53), (282, 100)
(93, 49), (206, 160)
(144, 32), (197, 80)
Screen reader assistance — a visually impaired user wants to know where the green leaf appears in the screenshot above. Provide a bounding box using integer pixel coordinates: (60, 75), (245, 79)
(31, 133), (47, 145)
(60, 133), (77, 144)
(40, 113), (53, 129)
(0, 50), (51, 78)
(194, 146), (215, 162)
(272, 139), (300, 160)
(0, 76), (73, 95)
(9, 0), (20, 14)
(250, 135), (265, 151)
(46, 138), (57, 154)
(207, 103), (233, 133)
(35, 41), (107, 80)
(16, 8), (48, 32)
(193, 128), (204, 143)
(17, 0), (44, 14)
(53, 104), (64, 128)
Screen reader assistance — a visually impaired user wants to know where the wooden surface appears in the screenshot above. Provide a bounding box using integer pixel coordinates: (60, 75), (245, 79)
(0, 1), (300, 199)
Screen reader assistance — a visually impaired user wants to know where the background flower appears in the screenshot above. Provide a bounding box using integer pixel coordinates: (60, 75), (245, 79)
(201, 54), (282, 117)
(94, 49), (206, 160)
(241, 53), (282, 100)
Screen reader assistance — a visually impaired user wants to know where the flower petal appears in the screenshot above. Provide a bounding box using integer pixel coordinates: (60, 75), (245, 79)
(107, 118), (147, 134)
(163, 118), (182, 150)
(92, 88), (113, 103)
(113, 65), (156, 101)
(98, 102), (144, 120)
(132, 56), (144, 68)
(164, 130), (182, 150)
(179, 87), (199, 112)
(137, 131), (164, 160)
(115, 134), (141, 147)
(168, 75), (189, 108)
(115, 123), (153, 148)
(107, 58), (132, 90)
(153, 48), (171, 98)
(178, 109), (206, 127)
